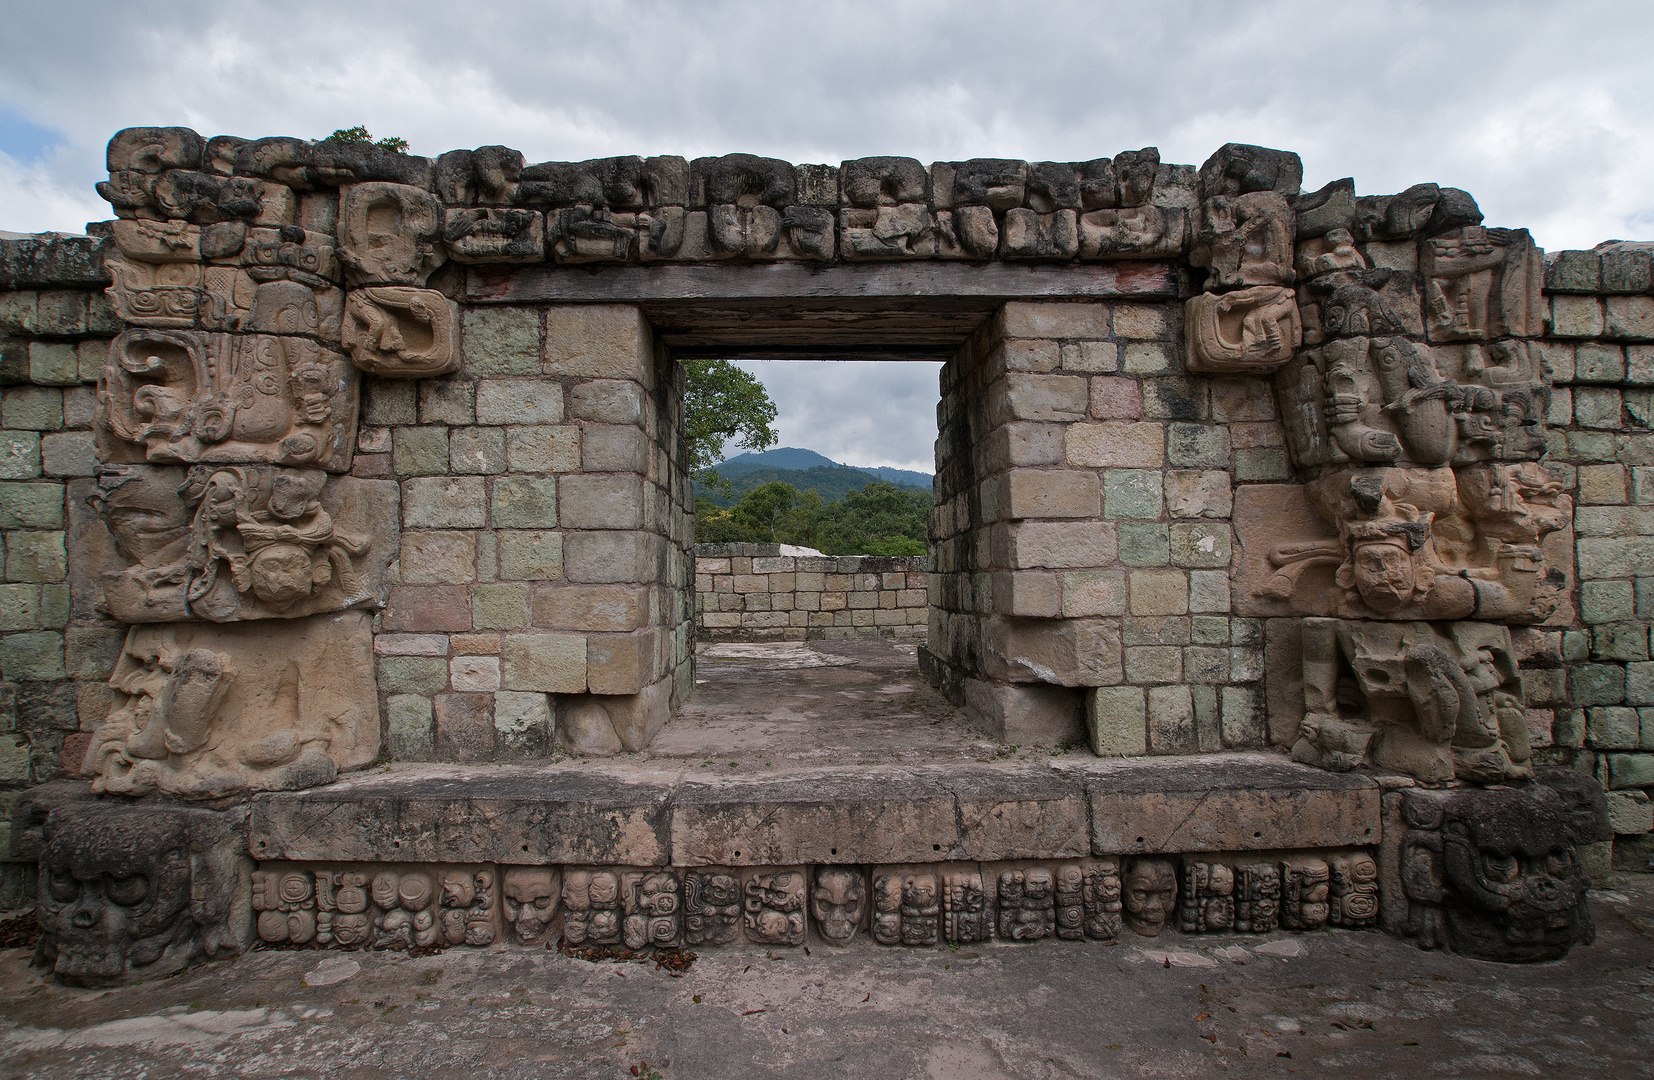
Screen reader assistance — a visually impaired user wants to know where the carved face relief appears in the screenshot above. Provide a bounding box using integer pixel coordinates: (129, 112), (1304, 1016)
(94, 466), (193, 564)
(1350, 538), (1416, 612)
(1123, 860), (1178, 937)
(502, 867), (558, 946)
(810, 868), (866, 946)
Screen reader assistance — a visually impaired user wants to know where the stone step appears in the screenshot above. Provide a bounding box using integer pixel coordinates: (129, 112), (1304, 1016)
(248, 752), (1380, 867)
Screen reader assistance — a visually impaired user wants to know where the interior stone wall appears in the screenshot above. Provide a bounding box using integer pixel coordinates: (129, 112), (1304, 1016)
(693, 544), (927, 642)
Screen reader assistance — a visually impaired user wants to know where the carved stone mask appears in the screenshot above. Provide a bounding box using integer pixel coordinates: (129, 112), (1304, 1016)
(810, 869), (865, 945)
(503, 867), (557, 943)
(1123, 860), (1178, 936)
(38, 809), (194, 985)
(1350, 539), (1416, 611)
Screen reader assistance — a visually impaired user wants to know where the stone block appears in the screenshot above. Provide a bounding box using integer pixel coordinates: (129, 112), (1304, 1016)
(999, 301), (1109, 340)
(1061, 341), (1119, 373)
(402, 476), (486, 529)
(1061, 570), (1126, 617)
(434, 693), (496, 761)
(2, 387), (62, 431)
(1581, 580), (1635, 623)
(494, 690), (551, 753)
(1606, 791), (1654, 835)
(995, 339), (1060, 374)
(964, 678), (1082, 748)
(1089, 377), (1141, 419)
(449, 426), (506, 474)
(532, 584), (647, 632)
(472, 582), (529, 630)
(1596, 624), (1650, 662)
(462, 306), (540, 377)
(1627, 662), (1654, 707)
(1576, 343), (1627, 383)
(1000, 373), (1088, 422)
(1166, 423), (1229, 468)
(1129, 570), (1187, 616)
(559, 474), (643, 530)
(991, 570), (1061, 617)
(1588, 706), (1642, 750)
(39, 432), (95, 478)
(568, 380), (643, 424)
(378, 655), (448, 694)
(1008, 520), (1115, 569)
(587, 630), (656, 695)
(543, 306), (650, 380)
(1550, 295), (1604, 338)
(384, 585), (472, 633)
(1124, 645), (1182, 684)
(391, 426), (450, 475)
(981, 616), (1121, 687)
(0, 433), (42, 479)
(564, 531), (653, 583)
(1117, 522), (1169, 565)
(477, 380), (564, 425)
(491, 476), (558, 528)
(0, 631), (61, 681)
(498, 530), (564, 580)
(1575, 387), (1623, 429)
(1111, 303), (1169, 340)
(1579, 464), (1628, 505)
(451, 656), (502, 693)
(1607, 296), (1654, 341)
(581, 425), (649, 473)
(1168, 522), (1230, 568)
(1086, 686), (1146, 756)
(1121, 342), (1174, 374)
(1066, 422), (1163, 467)
(399, 531), (475, 585)
(502, 632), (586, 693)
(1005, 469), (1099, 519)
(0, 584), (41, 631)
(386, 694), (434, 760)
(1164, 470), (1231, 519)
(1103, 469), (1163, 520)
(419, 378), (476, 425)
(1188, 570), (1230, 614)
(507, 425), (581, 473)
(1146, 685), (1194, 753)
(1574, 663), (1626, 706)
(1609, 753), (1654, 790)
(28, 343), (79, 386)
(1604, 248), (1654, 293)
(1234, 448), (1290, 481)
(0, 483), (63, 529)
(1074, 753), (1381, 853)
(373, 633), (450, 656)
(6, 530), (65, 582)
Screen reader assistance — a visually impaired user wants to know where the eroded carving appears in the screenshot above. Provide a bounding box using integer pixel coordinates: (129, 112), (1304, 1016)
(1280, 858), (1331, 930)
(1081, 858), (1123, 940)
(995, 865), (1055, 941)
(338, 182), (444, 284)
(503, 866), (559, 945)
(37, 802), (250, 986)
(810, 867), (866, 946)
(1185, 286), (1301, 374)
(1291, 617), (1532, 784)
(444, 208), (545, 264)
(562, 868), (623, 945)
(943, 868), (991, 943)
(742, 869), (806, 946)
(96, 329), (359, 472)
(623, 870), (682, 950)
(1123, 858), (1177, 937)
(253, 863), (499, 949)
(86, 611), (379, 799)
(340, 287), (459, 378)
(683, 870), (741, 946)
(1193, 191), (1295, 289)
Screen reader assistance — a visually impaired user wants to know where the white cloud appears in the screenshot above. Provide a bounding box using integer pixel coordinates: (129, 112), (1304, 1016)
(729, 361), (943, 474)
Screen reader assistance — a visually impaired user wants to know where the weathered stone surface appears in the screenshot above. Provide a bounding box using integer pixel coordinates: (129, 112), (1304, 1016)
(340, 288), (459, 378)
(1185, 287), (1300, 374)
(250, 764), (675, 865)
(85, 611), (379, 799)
(1063, 753), (1381, 854)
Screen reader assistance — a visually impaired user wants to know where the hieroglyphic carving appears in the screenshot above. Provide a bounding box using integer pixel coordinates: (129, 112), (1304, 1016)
(899, 870), (941, 946)
(1233, 864), (1281, 934)
(1280, 858), (1331, 930)
(87, 611), (379, 799)
(1393, 771), (1607, 961)
(502, 866), (559, 945)
(1421, 227), (1544, 342)
(742, 869), (806, 946)
(105, 257), (204, 327)
(942, 868), (991, 943)
(1178, 861), (1235, 933)
(1328, 852), (1379, 929)
(1291, 617), (1533, 784)
(1185, 286), (1301, 374)
(810, 867), (866, 946)
(871, 870), (902, 945)
(91, 464), (395, 623)
(1081, 858), (1123, 940)
(253, 863), (499, 949)
(441, 869), (498, 945)
(622, 871), (683, 950)
(995, 865), (1055, 941)
(36, 801), (250, 986)
(1055, 863), (1085, 940)
(683, 870), (741, 946)
(96, 328), (359, 472)
(562, 868), (623, 946)
(340, 288), (459, 378)
(1123, 858), (1177, 937)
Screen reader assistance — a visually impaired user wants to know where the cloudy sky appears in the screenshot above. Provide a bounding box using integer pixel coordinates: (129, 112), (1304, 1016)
(4, 0), (1650, 471)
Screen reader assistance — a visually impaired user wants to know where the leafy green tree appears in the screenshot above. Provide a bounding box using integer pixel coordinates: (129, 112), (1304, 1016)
(322, 126), (410, 154)
(682, 358), (777, 491)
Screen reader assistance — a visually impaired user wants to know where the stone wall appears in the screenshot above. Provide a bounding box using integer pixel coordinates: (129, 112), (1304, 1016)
(692, 543), (926, 642)
(1533, 243), (1654, 868)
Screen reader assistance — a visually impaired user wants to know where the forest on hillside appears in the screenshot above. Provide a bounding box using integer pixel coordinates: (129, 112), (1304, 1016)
(695, 480), (931, 556)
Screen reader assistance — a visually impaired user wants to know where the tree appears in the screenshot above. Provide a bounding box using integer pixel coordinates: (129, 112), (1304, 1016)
(322, 126), (410, 154)
(681, 358), (777, 490)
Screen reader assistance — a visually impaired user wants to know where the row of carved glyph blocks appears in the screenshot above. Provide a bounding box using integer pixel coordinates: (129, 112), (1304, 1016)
(251, 851), (1377, 953)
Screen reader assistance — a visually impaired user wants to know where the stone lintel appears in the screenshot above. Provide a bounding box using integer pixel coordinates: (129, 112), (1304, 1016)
(246, 754), (1379, 867)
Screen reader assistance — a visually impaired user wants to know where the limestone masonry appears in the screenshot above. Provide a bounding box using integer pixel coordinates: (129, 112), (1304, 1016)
(0, 128), (1643, 979)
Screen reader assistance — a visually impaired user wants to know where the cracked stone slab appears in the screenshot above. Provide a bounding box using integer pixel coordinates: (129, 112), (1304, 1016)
(921, 763), (1090, 861)
(1056, 752), (1381, 855)
(249, 763), (678, 866)
(669, 768), (960, 866)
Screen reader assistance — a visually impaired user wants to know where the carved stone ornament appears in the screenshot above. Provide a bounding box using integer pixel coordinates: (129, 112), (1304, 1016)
(742, 868), (806, 945)
(502, 866), (559, 945)
(443, 208), (545, 264)
(252, 863), (496, 950)
(1290, 617), (1532, 785)
(810, 867), (866, 946)
(622, 870), (683, 950)
(105, 256), (203, 327)
(85, 610), (379, 799)
(86, 463), (397, 623)
(995, 864), (1055, 941)
(95, 328), (359, 473)
(1122, 858), (1178, 937)
(1192, 191), (1296, 289)
(562, 867), (624, 945)
(1392, 769), (1608, 961)
(1184, 285), (1302, 374)
(339, 287), (459, 378)
(35, 801), (251, 986)
(337, 182), (445, 285)
(683, 870), (741, 946)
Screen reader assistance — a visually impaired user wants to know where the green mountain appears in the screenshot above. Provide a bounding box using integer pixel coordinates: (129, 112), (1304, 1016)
(699, 461), (931, 508)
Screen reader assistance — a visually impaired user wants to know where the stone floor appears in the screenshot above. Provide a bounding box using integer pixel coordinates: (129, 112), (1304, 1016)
(650, 639), (1005, 770)
(1, 875), (1650, 1079)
